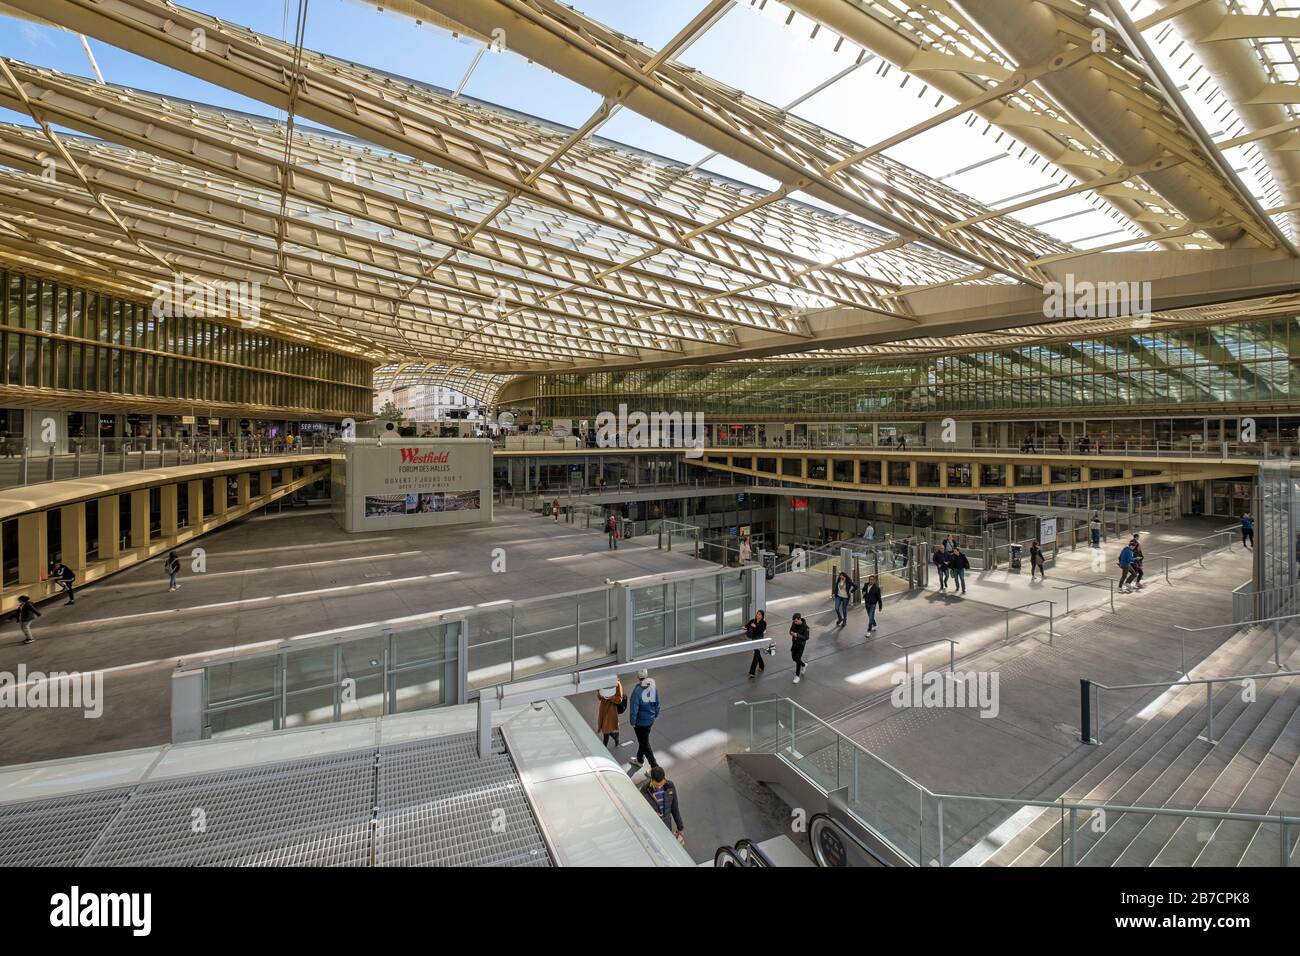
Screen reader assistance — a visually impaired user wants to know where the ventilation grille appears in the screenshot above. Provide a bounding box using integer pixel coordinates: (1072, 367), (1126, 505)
(0, 731), (551, 867)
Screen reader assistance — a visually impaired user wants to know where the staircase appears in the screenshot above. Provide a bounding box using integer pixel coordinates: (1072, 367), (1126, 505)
(966, 618), (1300, 866)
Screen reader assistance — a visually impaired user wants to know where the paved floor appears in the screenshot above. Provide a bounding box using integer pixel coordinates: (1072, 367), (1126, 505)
(0, 505), (1250, 865)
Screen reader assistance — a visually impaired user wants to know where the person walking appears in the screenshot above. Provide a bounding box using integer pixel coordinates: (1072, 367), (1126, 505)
(1090, 512), (1102, 548)
(628, 669), (660, 771)
(12, 595), (40, 645)
(789, 613), (810, 683)
(605, 512), (619, 550)
(640, 766), (685, 845)
(1057, 433), (1066, 453)
(832, 571), (856, 627)
(739, 536), (753, 565)
(596, 677), (626, 749)
(1241, 511), (1255, 549)
(552, 497), (561, 522)
(933, 544), (950, 591)
(165, 551), (181, 591)
(865, 522), (875, 542)
(745, 609), (769, 678)
(864, 575), (883, 635)
(50, 560), (76, 606)
(949, 547), (970, 595)
(1117, 540), (1135, 593)
(1028, 540), (1046, 580)
(1129, 538), (1146, 590)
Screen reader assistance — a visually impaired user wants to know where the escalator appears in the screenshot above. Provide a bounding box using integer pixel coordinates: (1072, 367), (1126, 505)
(713, 838), (776, 867)
(714, 814), (890, 867)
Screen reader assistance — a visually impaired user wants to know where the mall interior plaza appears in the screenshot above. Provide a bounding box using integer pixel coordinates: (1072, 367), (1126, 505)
(0, 0), (1299, 875)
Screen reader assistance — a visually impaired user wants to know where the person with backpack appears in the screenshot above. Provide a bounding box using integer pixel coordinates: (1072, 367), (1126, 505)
(949, 547), (970, 595)
(1028, 540), (1046, 580)
(1118, 540), (1135, 593)
(596, 677), (626, 749)
(789, 613), (810, 683)
(604, 512), (619, 551)
(831, 571), (857, 628)
(864, 575), (883, 635)
(50, 560), (76, 606)
(1241, 511), (1254, 549)
(627, 669), (660, 771)
(745, 609), (769, 678)
(165, 551), (182, 591)
(12, 595), (40, 645)
(1090, 512), (1102, 548)
(640, 766), (684, 845)
(933, 544), (950, 591)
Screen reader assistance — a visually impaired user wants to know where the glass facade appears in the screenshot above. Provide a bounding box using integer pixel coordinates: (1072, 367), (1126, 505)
(535, 316), (1300, 420)
(0, 267), (371, 417)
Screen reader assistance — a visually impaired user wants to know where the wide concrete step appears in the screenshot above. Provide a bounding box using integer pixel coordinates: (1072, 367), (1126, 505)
(1071, 667), (1299, 866)
(982, 626), (1297, 866)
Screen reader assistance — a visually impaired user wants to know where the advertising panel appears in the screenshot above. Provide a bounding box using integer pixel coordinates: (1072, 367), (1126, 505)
(333, 438), (493, 532)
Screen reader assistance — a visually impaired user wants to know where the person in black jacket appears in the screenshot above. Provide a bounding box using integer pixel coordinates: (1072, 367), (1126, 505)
(1028, 540), (1045, 580)
(50, 561), (76, 605)
(640, 766), (684, 844)
(789, 613), (810, 683)
(864, 575), (883, 635)
(949, 548), (970, 595)
(13, 595), (40, 645)
(745, 609), (768, 678)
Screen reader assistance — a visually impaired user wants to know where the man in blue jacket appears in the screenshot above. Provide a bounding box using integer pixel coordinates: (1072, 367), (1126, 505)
(1118, 542), (1135, 593)
(628, 668), (661, 771)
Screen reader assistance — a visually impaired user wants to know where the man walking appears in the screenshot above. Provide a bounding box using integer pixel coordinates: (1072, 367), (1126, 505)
(50, 560), (76, 605)
(933, 544), (950, 591)
(1118, 540), (1135, 593)
(1129, 537), (1146, 590)
(1241, 511), (1254, 549)
(949, 548), (970, 595)
(789, 613), (810, 683)
(1028, 540), (1046, 580)
(864, 575), (883, 635)
(165, 551), (182, 591)
(640, 766), (685, 845)
(1090, 512), (1102, 548)
(628, 669), (660, 771)
(12, 595), (40, 645)
(605, 512), (619, 550)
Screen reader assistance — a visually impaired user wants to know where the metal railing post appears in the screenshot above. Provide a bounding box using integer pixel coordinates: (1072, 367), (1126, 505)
(1080, 679), (1092, 743)
(1069, 807), (1078, 866)
(1205, 680), (1215, 743)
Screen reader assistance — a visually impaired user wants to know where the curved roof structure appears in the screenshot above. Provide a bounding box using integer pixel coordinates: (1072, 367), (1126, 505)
(0, 0), (1296, 378)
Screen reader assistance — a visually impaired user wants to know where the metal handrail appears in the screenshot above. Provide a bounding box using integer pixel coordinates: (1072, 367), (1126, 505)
(1174, 610), (1300, 673)
(891, 636), (959, 674)
(1083, 668), (1300, 749)
(1052, 577), (1115, 614)
(732, 696), (1300, 867)
(1005, 600), (1056, 645)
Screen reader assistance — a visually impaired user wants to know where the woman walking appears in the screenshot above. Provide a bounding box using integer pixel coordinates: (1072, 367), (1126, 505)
(745, 609), (768, 678)
(1028, 540), (1046, 580)
(831, 572), (856, 627)
(596, 677), (626, 749)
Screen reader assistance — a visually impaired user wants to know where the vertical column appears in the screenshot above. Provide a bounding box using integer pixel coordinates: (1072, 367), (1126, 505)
(59, 502), (87, 571)
(939, 463), (949, 489)
(908, 460), (918, 489)
(280, 466), (293, 486)
(160, 484), (178, 538)
(17, 513), (47, 586)
(237, 472), (251, 505)
(971, 464), (982, 491)
(188, 479), (205, 527)
(259, 470), (273, 496)
(212, 477), (229, 517)
(98, 496), (120, 560)
(130, 489), (150, 550)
